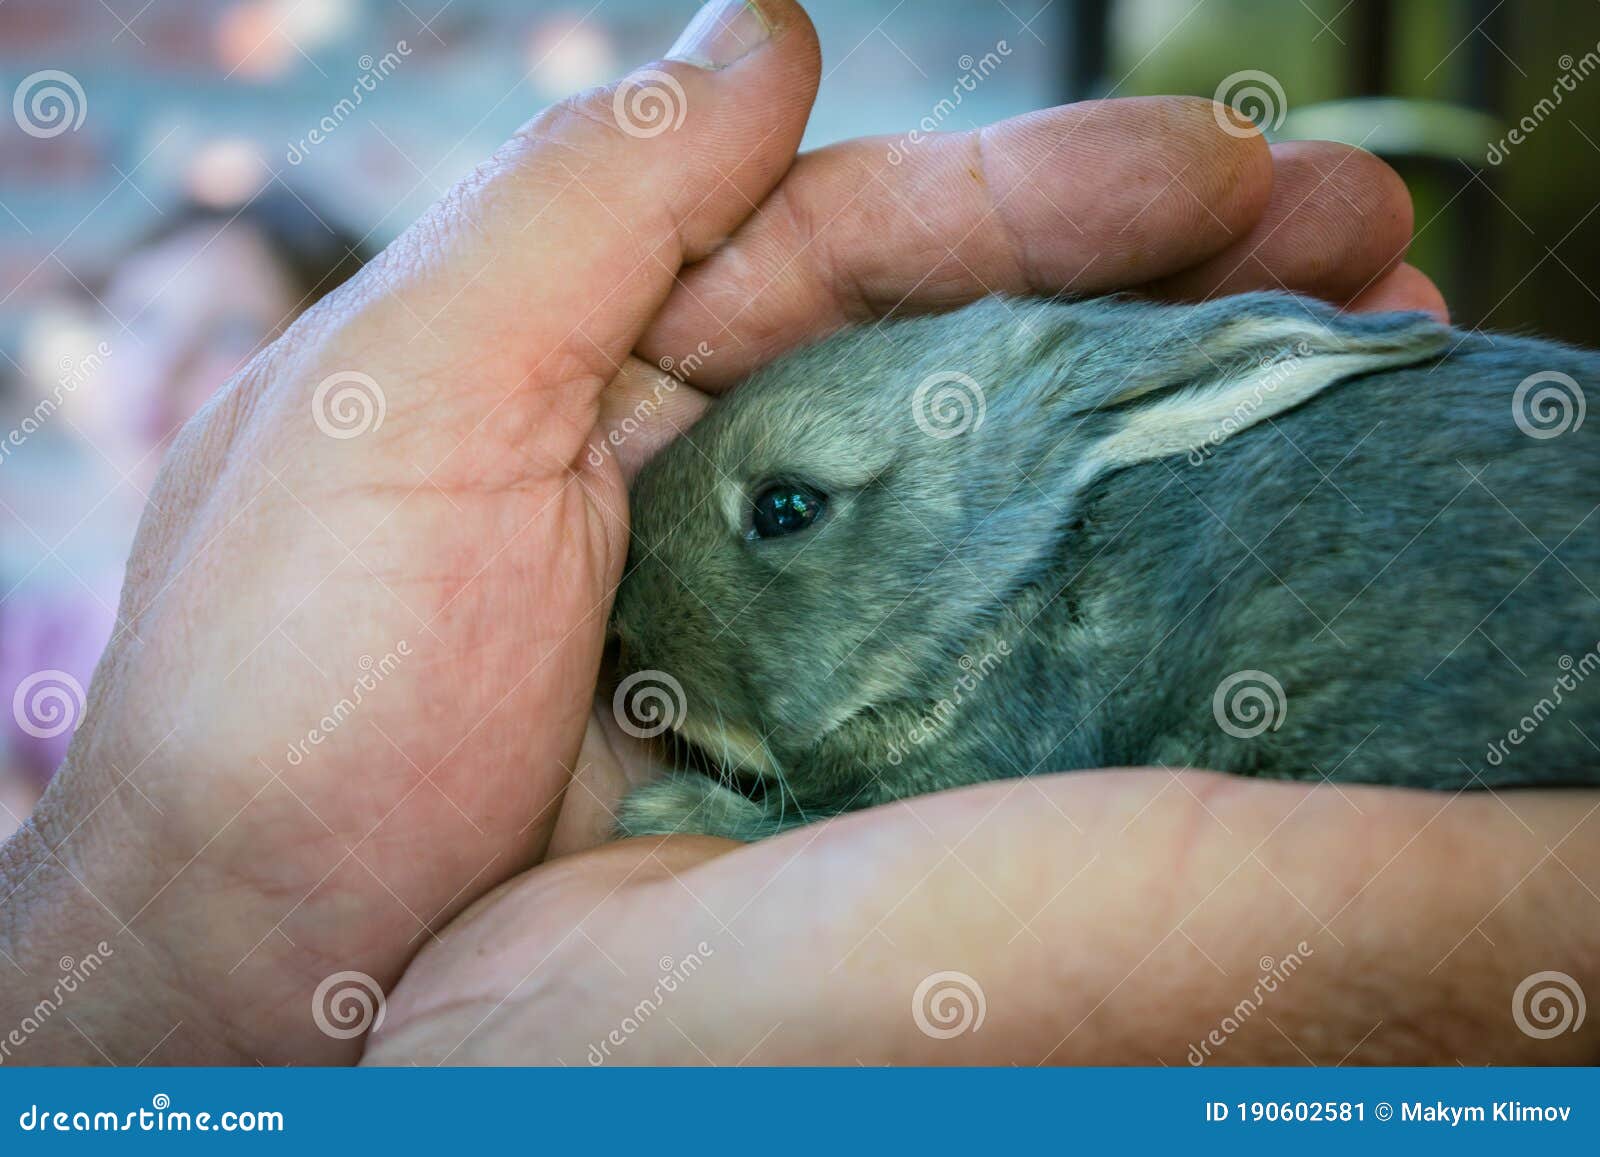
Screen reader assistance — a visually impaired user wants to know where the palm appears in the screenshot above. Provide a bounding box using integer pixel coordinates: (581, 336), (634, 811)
(557, 368), (722, 853)
(48, 340), (619, 1050)
(12, 11), (1459, 1065)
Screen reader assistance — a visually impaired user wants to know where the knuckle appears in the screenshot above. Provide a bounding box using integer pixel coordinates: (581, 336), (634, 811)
(517, 85), (636, 158)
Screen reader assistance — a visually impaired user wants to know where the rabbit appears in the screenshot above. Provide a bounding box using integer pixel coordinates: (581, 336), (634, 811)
(608, 291), (1600, 842)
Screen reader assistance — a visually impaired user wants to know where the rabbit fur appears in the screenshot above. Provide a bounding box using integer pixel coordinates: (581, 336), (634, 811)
(610, 292), (1600, 841)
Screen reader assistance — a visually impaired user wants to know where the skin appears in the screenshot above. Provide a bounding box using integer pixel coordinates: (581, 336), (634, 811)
(370, 773), (1600, 1065)
(2, 0), (1591, 1066)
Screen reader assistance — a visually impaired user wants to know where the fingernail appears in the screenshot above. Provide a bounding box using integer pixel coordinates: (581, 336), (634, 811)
(667, 0), (772, 70)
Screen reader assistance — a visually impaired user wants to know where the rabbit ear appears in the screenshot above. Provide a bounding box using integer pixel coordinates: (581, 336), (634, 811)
(1055, 297), (1451, 491)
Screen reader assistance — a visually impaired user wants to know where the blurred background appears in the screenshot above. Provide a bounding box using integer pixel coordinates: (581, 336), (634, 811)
(1, 0), (1598, 830)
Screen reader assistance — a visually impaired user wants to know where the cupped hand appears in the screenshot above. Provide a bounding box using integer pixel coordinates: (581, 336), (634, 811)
(2, 0), (1463, 1067)
(368, 772), (1599, 1065)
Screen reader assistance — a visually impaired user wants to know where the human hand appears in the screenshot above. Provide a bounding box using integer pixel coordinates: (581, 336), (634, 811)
(1, 0), (1450, 1066)
(368, 772), (1600, 1065)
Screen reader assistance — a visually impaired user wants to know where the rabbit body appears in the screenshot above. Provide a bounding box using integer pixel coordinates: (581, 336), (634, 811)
(611, 293), (1600, 840)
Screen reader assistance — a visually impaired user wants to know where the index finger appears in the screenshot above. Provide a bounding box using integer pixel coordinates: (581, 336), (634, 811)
(637, 96), (1273, 389)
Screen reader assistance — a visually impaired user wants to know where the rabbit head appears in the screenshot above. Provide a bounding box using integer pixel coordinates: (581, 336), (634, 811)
(611, 293), (1449, 818)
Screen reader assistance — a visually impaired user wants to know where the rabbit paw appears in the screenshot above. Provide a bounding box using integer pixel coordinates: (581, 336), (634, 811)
(615, 773), (770, 841)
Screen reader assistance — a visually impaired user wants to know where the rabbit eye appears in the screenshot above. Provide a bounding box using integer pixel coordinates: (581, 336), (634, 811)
(750, 483), (825, 539)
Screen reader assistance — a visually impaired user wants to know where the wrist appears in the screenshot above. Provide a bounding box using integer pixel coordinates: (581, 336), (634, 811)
(0, 779), (243, 1065)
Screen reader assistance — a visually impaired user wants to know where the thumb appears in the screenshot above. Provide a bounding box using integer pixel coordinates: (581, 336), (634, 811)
(345, 0), (819, 453)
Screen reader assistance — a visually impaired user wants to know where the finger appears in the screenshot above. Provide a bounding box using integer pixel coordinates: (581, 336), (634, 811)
(592, 355), (713, 483)
(545, 701), (683, 858)
(371, 831), (739, 1052)
(374, 775), (1600, 1065)
(337, 0), (819, 443)
(1145, 140), (1413, 304)
(637, 97), (1273, 390)
(1344, 261), (1450, 322)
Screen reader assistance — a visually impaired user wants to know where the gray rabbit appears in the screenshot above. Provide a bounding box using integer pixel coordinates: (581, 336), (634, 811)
(610, 292), (1600, 841)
